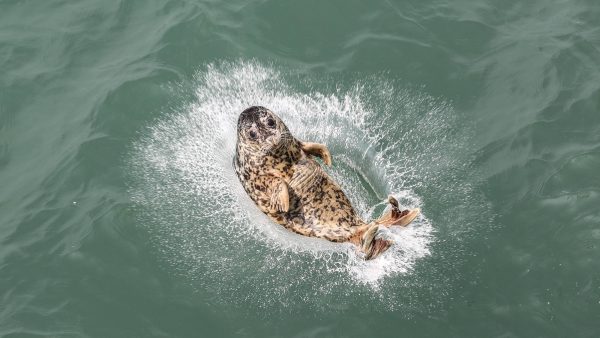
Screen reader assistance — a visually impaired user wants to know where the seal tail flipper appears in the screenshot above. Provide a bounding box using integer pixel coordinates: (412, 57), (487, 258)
(375, 196), (420, 227)
(360, 224), (393, 260)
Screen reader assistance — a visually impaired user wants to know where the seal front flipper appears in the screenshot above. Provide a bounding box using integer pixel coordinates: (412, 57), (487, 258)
(269, 178), (290, 213)
(301, 141), (332, 166)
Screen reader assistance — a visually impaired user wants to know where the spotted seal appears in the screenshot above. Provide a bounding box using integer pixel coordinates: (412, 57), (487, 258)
(234, 106), (420, 259)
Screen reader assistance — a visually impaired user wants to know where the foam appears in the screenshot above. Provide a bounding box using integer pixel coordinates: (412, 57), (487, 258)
(127, 60), (465, 311)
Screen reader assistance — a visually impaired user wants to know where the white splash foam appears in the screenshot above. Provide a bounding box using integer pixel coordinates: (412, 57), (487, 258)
(128, 60), (464, 311)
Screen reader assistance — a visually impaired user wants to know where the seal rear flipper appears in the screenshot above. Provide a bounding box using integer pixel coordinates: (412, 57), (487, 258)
(301, 141), (332, 166)
(360, 224), (393, 260)
(376, 196), (420, 227)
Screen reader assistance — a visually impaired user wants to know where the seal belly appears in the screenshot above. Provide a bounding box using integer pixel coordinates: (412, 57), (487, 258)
(284, 157), (365, 241)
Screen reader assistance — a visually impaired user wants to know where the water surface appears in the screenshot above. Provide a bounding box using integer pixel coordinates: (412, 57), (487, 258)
(1, 0), (599, 337)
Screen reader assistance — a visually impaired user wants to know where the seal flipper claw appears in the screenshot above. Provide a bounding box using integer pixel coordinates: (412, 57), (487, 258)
(269, 178), (290, 213)
(301, 141), (332, 166)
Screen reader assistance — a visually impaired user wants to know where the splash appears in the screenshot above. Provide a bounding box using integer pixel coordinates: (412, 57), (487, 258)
(128, 60), (471, 312)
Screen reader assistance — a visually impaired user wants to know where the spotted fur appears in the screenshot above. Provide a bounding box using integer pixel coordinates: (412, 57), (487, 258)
(234, 106), (419, 259)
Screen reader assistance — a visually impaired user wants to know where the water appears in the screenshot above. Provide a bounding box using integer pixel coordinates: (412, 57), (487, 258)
(1, 1), (599, 337)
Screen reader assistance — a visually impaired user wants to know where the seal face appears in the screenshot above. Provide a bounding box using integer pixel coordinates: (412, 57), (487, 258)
(234, 106), (420, 259)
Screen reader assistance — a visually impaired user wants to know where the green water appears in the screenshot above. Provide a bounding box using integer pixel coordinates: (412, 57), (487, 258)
(2, 0), (600, 337)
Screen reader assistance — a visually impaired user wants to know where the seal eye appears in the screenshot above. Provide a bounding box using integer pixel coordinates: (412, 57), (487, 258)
(248, 130), (257, 140)
(267, 118), (276, 128)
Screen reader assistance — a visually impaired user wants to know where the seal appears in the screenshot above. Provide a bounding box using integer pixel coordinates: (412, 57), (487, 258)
(234, 106), (420, 259)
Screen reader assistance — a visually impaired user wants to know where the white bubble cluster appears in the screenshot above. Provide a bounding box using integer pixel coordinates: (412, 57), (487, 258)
(128, 60), (468, 312)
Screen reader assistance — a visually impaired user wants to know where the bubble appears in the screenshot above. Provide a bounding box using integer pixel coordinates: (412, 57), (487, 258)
(127, 60), (477, 313)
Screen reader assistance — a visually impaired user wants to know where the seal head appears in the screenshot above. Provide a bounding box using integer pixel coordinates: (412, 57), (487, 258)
(236, 106), (296, 162)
